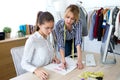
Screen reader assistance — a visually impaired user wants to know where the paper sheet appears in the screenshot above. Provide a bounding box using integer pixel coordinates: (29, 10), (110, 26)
(44, 57), (77, 75)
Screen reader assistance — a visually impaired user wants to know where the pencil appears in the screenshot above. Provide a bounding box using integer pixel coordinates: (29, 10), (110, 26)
(65, 67), (67, 71)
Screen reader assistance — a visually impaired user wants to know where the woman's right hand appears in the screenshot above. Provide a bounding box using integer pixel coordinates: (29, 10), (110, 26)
(60, 61), (67, 70)
(34, 68), (48, 80)
(59, 49), (67, 70)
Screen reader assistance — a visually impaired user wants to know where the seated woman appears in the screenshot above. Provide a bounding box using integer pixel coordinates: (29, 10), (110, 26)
(21, 11), (60, 80)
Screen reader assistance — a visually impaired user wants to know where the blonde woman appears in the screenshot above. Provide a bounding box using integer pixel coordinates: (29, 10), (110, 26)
(54, 4), (84, 70)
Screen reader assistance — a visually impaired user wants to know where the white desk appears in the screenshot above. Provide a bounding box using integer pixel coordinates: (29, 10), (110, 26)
(10, 52), (120, 80)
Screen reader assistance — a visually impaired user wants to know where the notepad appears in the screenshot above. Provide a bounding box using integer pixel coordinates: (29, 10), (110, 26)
(86, 54), (96, 66)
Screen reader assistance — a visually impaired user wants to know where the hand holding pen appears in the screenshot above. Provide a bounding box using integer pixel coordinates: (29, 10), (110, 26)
(61, 61), (67, 71)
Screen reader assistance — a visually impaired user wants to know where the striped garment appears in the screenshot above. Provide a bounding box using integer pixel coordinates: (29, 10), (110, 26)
(54, 19), (82, 51)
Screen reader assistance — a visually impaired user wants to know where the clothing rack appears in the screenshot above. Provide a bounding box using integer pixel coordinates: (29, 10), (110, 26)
(86, 6), (120, 12)
(98, 6), (120, 64)
(101, 25), (117, 64)
(101, 7), (120, 63)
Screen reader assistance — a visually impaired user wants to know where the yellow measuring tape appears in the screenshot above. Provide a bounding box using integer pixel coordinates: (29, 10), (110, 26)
(78, 71), (104, 79)
(64, 25), (74, 59)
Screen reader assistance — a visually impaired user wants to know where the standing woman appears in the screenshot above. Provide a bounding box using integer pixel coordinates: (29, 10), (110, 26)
(54, 4), (84, 69)
(21, 11), (60, 80)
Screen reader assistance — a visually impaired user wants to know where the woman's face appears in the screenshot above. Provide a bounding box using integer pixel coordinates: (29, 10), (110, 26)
(64, 12), (75, 27)
(39, 21), (54, 38)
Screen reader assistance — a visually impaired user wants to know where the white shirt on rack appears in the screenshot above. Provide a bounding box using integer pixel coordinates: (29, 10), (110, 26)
(21, 31), (54, 73)
(114, 10), (120, 39)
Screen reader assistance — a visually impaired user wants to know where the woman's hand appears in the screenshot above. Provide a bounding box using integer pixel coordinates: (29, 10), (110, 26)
(62, 61), (67, 70)
(52, 57), (61, 64)
(34, 68), (48, 80)
(77, 61), (84, 69)
(59, 60), (67, 70)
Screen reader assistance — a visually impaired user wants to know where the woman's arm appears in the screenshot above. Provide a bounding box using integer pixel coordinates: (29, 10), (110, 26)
(76, 44), (83, 69)
(75, 20), (84, 69)
(54, 20), (67, 69)
(54, 20), (65, 59)
(34, 68), (48, 80)
(21, 38), (37, 73)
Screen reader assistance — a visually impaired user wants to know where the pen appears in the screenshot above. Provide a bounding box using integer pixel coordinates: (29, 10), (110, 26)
(65, 67), (67, 71)
(63, 62), (67, 71)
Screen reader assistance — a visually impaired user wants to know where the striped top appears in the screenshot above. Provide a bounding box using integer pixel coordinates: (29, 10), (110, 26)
(54, 19), (82, 51)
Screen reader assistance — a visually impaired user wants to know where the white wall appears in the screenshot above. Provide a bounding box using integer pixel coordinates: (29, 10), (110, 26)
(0, 0), (47, 38)
(0, 0), (120, 38)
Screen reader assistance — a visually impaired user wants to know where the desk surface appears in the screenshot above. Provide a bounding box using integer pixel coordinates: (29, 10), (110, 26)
(0, 35), (29, 43)
(10, 52), (120, 80)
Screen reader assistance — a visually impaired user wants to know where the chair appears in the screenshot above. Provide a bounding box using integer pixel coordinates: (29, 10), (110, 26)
(11, 46), (26, 76)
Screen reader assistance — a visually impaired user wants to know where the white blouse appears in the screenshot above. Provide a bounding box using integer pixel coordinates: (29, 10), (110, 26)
(21, 32), (54, 72)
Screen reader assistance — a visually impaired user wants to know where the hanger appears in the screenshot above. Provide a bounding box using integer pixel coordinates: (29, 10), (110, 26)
(76, 0), (82, 7)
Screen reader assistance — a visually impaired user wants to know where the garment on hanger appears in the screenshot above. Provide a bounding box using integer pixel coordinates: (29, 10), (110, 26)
(76, 4), (88, 36)
(111, 7), (119, 44)
(114, 10), (120, 40)
(89, 11), (96, 40)
(93, 8), (103, 38)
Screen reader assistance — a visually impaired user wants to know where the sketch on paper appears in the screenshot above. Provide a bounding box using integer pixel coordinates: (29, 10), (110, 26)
(44, 57), (77, 75)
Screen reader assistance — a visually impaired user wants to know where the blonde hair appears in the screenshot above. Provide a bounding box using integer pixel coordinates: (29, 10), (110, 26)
(64, 4), (80, 23)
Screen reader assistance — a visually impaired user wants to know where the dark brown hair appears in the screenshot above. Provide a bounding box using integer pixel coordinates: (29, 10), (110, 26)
(35, 11), (54, 31)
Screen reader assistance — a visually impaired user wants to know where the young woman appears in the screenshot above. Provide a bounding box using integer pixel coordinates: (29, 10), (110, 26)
(54, 4), (84, 70)
(21, 11), (60, 80)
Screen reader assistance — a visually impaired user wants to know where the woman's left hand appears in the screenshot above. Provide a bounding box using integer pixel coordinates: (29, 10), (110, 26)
(52, 57), (61, 64)
(77, 61), (84, 69)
